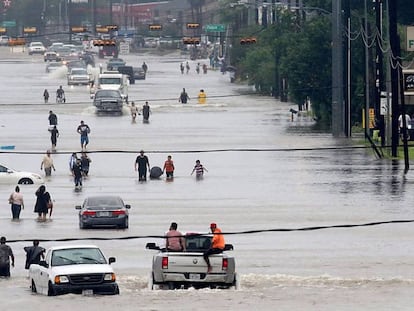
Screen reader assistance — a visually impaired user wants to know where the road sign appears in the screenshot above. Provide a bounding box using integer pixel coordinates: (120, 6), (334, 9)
(119, 42), (130, 55)
(407, 26), (414, 51)
(205, 24), (225, 32)
(2, 20), (16, 27)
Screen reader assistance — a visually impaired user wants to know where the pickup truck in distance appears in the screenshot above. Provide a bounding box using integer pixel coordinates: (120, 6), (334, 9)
(146, 233), (239, 290)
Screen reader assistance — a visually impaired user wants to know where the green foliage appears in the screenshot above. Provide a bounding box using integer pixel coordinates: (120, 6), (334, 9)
(229, 8), (332, 123)
(279, 17), (332, 122)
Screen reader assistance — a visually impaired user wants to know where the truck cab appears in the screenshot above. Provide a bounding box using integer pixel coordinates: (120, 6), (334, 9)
(94, 71), (129, 103)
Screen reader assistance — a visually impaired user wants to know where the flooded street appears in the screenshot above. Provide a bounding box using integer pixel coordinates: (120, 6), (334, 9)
(0, 47), (414, 310)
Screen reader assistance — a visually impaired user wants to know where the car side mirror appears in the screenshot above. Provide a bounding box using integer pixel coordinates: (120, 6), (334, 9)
(75, 205), (81, 210)
(108, 257), (116, 264)
(224, 244), (234, 251)
(125, 204), (131, 209)
(39, 260), (48, 268)
(146, 242), (160, 250)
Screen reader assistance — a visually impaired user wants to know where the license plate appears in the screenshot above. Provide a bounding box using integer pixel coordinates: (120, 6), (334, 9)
(98, 212), (110, 217)
(189, 273), (200, 280)
(82, 289), (93, 296)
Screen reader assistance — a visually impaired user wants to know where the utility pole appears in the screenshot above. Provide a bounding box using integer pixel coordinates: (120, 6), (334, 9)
(389, 1), (409, 171)
(364, 0), (370, 141)
(68, 0), (72, 43)
(332, 0), (345, 136)
(388, 0), (400, 157)
(375, 0), (385, 146)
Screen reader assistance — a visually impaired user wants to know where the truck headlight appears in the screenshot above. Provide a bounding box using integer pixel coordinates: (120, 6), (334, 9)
(54, 275), (69, 284)
(104, 273), (116, 282)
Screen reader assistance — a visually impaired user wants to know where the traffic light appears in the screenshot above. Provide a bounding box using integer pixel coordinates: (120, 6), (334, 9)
(149, 24), (162, 31)
(186, 23), (200, 29)
(71, 26), (87, 33)
(182, 37), (200, 45)
(106, 25), (118, 31)
(93, 39), (116, 46)
(23, 27), (37, 34)
(240, 37), (257, 45)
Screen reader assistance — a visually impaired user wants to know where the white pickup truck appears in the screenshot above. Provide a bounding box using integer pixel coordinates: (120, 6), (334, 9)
(146, 233), (238, 290)
(29, 245), (119, 296)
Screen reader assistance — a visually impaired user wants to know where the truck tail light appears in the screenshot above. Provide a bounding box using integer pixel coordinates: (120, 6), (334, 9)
(162, 256), (168, 269)
(112, 210), (126, 216)
(222, 258), (228, 271)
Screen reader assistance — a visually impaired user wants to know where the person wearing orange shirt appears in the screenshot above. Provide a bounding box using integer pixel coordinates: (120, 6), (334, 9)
(163, 155), (175, 179)
(203, 223), (225, 273)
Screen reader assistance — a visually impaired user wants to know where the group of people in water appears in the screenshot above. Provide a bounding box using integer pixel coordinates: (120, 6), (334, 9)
(0, 237), (47, 278)
(179, 88), (207, 104)
(180, 61), (208, 75)
(134, 150), (208, 182)
(129, 101), (151, 123)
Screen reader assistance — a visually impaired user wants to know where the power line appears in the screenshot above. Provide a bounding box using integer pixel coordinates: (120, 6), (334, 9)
(6, 219), (414, 243)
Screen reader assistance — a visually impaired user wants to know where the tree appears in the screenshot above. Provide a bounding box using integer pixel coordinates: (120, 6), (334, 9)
(279, 16), (331, 122)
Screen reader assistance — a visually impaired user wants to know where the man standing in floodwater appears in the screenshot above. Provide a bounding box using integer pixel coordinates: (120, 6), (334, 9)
(135, 150), (150, 181)
(48, 110), (57, 126)
(142, 101), (151, 122)
(24, 240), (45, 269)
(0, 236), (14, 278)
(179, 88), (189, 104)
(77, 120), (91, 150)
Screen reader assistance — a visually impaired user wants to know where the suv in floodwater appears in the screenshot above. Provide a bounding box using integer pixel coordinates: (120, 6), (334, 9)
(28, 41), (46, 55)
(67, 67), (92, 85)
(0, 35), (9, 46)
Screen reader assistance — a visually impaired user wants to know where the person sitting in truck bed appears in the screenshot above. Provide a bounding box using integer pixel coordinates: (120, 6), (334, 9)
(203, 223), (225, 273)
(165, 222), (186, 252)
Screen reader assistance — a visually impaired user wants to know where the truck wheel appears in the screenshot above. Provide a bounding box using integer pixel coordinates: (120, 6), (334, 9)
(167, 282), (179, 290)
(148, 273), (155, 290)
(31, 280), (37, 293)
(47, 282), (57, 296)
(233, 272), (240, 290)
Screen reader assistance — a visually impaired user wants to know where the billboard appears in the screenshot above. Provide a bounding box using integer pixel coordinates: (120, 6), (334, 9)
(406, 26), (414, 51)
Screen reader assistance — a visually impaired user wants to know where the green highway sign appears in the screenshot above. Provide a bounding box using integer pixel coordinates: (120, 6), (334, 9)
(2, 20), (16, 27)
(205, 24), (225, 32)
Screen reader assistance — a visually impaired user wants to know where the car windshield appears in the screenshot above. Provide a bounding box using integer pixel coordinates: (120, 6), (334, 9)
(51, 248), (106, 266)
(185, 235), (212, 251)
(0, 165), (11, 172)
(55, 47), (71, 55)
(95, 90), (121, 99)
(71, 69), (87, 75)
(85, 196), (123, 210)
(99, 77), (121, 85)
